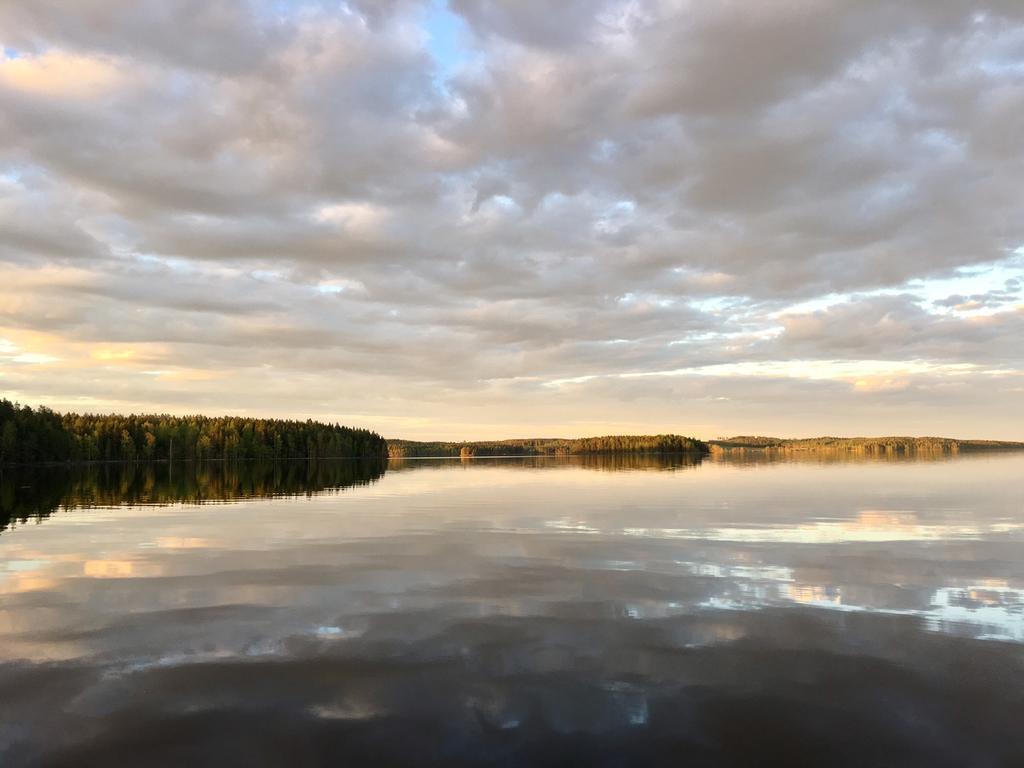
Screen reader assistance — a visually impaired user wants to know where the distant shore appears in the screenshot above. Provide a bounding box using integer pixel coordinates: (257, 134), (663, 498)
(387, 435), (708, 459)
(5, 393), (1022, 467)
(707, 436), (1024, 454)
(387, 434), (1024, 459)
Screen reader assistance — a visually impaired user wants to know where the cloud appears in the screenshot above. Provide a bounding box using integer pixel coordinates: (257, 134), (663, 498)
(773, 294), (1024, 366)
(0, 1), (1022, 438)
(0, 50), (127, 97)
(0, 0), (288, 74)
(449, 0), (616, 49)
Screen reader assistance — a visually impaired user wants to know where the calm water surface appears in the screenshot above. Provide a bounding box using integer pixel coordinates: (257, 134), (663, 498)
(1, 454), (1023, 766)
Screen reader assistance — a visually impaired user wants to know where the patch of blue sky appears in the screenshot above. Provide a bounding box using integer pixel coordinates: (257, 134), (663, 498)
(775, 292), (857, 316)
(670, 326), (783, 346)
(315, 278), (366, 295)
(977, 57), (1024, 77)
(687, 296), (743, 314)
(491, 194), (518, 209)
(423, 0), (471, 77)
(251, 268), (289, 282)
(595, 200), (637, 235)
(908, 255), (1024, 314)
(131, 253), (242, 282)
(778, 250), (1024, 317)
(620, 293), (677, 310)
(134, 253), (191, 271)
(250, 0), (306, 24)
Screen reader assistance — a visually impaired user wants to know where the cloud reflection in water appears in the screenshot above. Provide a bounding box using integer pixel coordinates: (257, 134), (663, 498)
(0, 454), (1022, 765)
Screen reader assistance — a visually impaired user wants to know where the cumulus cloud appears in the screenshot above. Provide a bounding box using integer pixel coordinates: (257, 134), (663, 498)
(0, 0), (1022, 438)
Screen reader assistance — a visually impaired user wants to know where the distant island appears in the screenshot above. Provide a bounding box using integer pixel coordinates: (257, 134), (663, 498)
(390, 434), (1024, 459)
(388, 435), (708, 458)
(0, 399), (387, 464)
(709, 436), (1024, 454)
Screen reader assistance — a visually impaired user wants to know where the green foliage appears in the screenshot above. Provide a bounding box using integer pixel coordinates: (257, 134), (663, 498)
(711, 436), (1024, 453)
(388, 434), (709, 458)
(0, 400), (387, 464)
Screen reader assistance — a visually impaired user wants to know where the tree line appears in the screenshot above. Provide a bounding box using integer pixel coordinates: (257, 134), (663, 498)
(710, 435), (1024, 453)
(388, 434), (709, 458)
(0, 399), (388, 464)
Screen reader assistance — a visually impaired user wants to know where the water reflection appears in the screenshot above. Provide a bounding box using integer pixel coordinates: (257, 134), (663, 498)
(0, 459), (386, 534)
(0, 453), (1022, 766)
(390, 452), (706, 472)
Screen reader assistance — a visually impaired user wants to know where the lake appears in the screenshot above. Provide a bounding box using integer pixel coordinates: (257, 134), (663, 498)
(1, 453), (1022, 766)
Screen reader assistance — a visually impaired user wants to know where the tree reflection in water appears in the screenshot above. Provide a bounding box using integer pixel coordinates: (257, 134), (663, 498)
(0, 459), (387, 534)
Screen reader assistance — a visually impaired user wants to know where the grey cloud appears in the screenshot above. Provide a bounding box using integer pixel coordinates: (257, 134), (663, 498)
(934, 287), (1020, 311)
(1, 0), (1022, 436)
(773, 295), (1024, 366)
(450, 0), (616, 49)
(0, 0), (290, 74)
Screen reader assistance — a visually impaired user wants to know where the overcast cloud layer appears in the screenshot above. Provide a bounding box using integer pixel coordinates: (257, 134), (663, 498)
(1, 0), (1022, 439)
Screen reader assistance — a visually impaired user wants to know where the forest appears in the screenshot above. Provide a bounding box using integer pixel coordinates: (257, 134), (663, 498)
(710, 436), (1024, 453)
(388, 434), (709, 458)
(0, 400), (388, 464)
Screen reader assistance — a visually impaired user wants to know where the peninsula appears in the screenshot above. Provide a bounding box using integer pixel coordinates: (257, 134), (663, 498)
(0, 400), (387, 464)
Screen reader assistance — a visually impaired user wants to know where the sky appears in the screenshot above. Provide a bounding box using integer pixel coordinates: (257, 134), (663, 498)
(0, 0), (1022, 441)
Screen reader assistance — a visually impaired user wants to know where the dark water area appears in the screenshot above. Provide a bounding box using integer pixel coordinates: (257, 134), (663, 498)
(0, 459), (388, 534)
(1, 454), (1022, 766)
